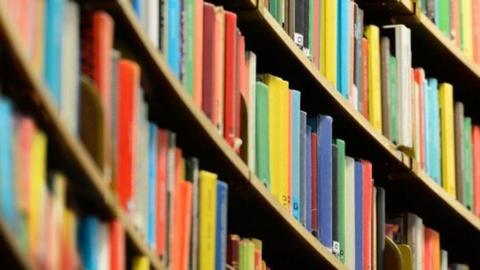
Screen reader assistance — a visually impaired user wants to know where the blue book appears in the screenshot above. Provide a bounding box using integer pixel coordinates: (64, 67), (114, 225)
(291, 90), (301, 221)
(354, 161), (363, 270)
(0, 99), (16, 230)
(78, 216), (99, 270)
(215, 181), (228, 270)
(147, 124), (157, 248)
(337, 0), (351, 98)
(166, 0), (181, 77)
(308, 114), (333, 250)
(305, 125), (312, 232)
(132, 0), (143, 18)
(44, 0), (63, 108)
(423, 79), (430, 176)
(429, 78), (441, 184)
(300, 111), (307, 227)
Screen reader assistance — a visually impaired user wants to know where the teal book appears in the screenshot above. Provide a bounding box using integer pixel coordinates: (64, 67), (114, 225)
(337, 0), (351, 98)
(333, 139), (346, 262)
(389, 56), (399, 144)
(464, 117), (474, 209)
(429, 78), (442, 184)
(255, 82), (270, 188)
(183, 0), (195, 96)
(291, 90), (301, 220)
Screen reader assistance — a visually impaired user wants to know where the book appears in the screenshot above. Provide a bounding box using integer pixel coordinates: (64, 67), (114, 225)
(380, 36), (391, 139)
(166, 0), (181, 77)
(322, 0), (337, 87)
(354, 161), (364, 270)
(472, 0), (480, 63)
(461, 0), (473, 58)
(110, 221), (125, 270)
(132, 256), (150, 270)
(338, 0), (351, 98)
(345, 157), (356, 269)
(437, 0), (451, 36)
(439, 83), (456, 197)
(334, 139), (346, 262)
(300, 111), (308, 226)
(306, 125), (312, 231)
(224, 11), (238, 150)
(227, 235), (240, 269)
(455, 102), (466, 203)
(291, 90), (302, 220)
(215, 181), (228, 270)
(246, 52), (257, 171)
(0, 99), (16, 231)
(354, 5), (364, 111)
(451, 0), (461, 46)
(78, 217), (100, 270)
(199, 171), (217, 270)
(473, 125), (480, 215)
(183, 0), (194, 96)
(365, 25), (382, 132)
(255, 82), (270, 188)
(362, 160), (373, 270)
(377, 187), (386, 270)
(310, 131), (318, 235)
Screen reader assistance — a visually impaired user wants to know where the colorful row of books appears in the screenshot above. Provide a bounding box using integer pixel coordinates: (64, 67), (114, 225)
(0, 96), (130, 269)
(418, 0), (480, 65)
(227, 235), (271, 270)
(386, 212), (471, 270)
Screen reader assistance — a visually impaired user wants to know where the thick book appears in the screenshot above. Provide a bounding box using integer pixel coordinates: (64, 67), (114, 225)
(322, 0), (337, 87)
(423, 227), (440, 270)
(365, 25), (382, 132)
(291, 90), (302, 220)
(308, 115), (333, 249)
(215, 181), (228, 270)
(199, 171), (217, 270)
(255, 82), (270, 188)
(224, 11), (238, 150)
(439, 83), (457, 197)
(117, 60), (140, 210)
(202, 4), (225, 132)
(454, 102), (465, 203)
(465, 118), (474, 209)
(473, 125), (480, 215)
(354, 161), (364, 270)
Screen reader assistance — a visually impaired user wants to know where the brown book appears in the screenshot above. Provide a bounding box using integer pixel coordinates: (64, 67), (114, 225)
(454, 102), (465, 204)
(228, 234), (240, 269)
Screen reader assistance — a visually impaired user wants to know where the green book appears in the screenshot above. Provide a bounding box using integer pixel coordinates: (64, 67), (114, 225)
(464, 117), (474, 209)
(437, 0), (451, 37)
(389, 56), (399, 144)
(255, 82), (270, 188)
(183, 0), (195, 96)
(239, 240), (247, 270)
(279, 0), (285, 26)
(246, 240), (255, 270)
(269, 0), (278, 21)
(334, 139), (346, 262)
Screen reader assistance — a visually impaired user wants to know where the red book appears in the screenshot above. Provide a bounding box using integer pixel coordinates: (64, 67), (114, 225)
(473, 0), (480, 64)
(312, 0), (320, 68)
(202, 4), (225, 132)
(235, 33), (246, 153)
(193, 0), (204, 108)
(156, 129), (169, 257)
(117, 60), (140, 210)
(423, 227), (440, 270)
(81, 11), (114, 177)
(362, 160), (373, 270)
(361, 38), (369, 118)
(472, 126), (480, 216)
(110, 221), (125, 270)
(414, 69), (425, 169)
(450, 0), (461, 47)
(311, 132), (318, 235)
(227, 235), (240, 268)
(223, 11), (237, 149)
(16, 118), (35, 214)
(180, 181), (193, 270)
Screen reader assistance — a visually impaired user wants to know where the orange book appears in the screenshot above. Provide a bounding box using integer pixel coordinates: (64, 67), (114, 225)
(110, 221), (125, 270)
(424, 227), (440, 270)
(181, 181), (193, 270)
(117, 60), (140, 210)
(81, 11), (115, 180)
(172, 180), (193, 270)
(193, 0), (204, 108)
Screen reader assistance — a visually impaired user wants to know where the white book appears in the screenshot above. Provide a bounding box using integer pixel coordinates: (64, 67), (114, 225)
(61, 0), (80, 135)
(144, 0), (159, 48)
(247, 51), (257, 172)
(406, 213), (424, 270)
(98, 222), (111, 270)
(441, 249), (448, 270)
(344, 157), (356, 270)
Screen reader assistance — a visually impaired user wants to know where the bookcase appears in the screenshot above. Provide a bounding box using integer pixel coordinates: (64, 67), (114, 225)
(1, 0), (480, 269)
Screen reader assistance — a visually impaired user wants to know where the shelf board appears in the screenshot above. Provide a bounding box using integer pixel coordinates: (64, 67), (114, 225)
(0, 219), (36, 270)
(359, 0), (480, 120)
(0, 4), (164, 270)
(80, 0), (348, 268)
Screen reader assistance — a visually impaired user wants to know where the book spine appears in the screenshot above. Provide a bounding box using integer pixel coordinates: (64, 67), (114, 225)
(215, 181), (228, 270)
(291, 90), (301, 221)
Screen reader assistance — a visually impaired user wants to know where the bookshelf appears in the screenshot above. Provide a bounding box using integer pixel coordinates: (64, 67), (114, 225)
(2, 0), (480, 268)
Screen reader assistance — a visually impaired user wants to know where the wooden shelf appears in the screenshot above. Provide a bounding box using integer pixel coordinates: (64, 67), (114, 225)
(80, 0), (348, 268)
(0, 4), (164, 270)
(359, 0), (480, 120)
(0, 219), (36, 270)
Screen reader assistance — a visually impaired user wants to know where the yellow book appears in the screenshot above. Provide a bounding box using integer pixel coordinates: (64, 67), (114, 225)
(462, 0), (473, 58)
(439, 83), (456, 197)
(365, 25), (383, 132)
(199, 170), (217, 270)
(50, 173), (67, 270)
(29, 130), (47, 259)
(258, 75), (289, 209)
(322, 0), (337, 86)
(132, 256), (150, 270)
